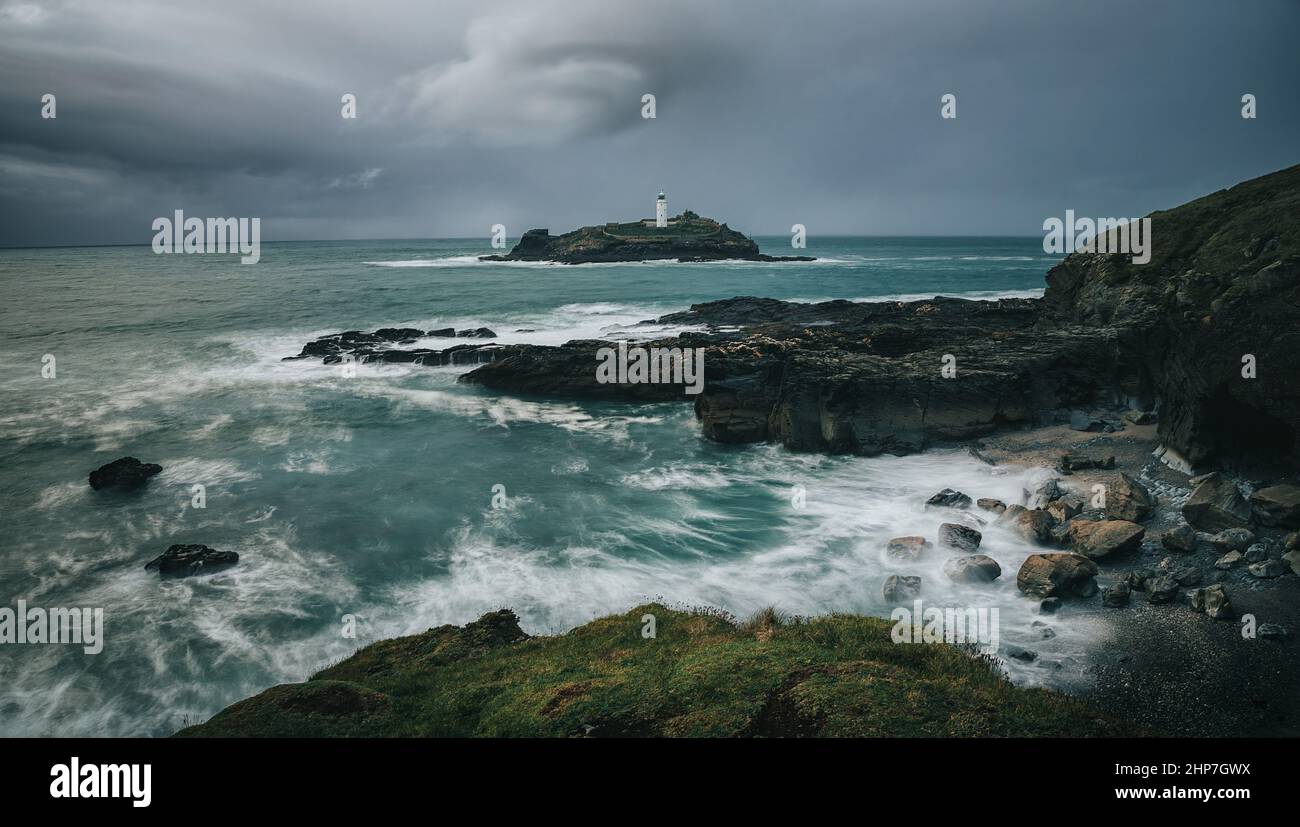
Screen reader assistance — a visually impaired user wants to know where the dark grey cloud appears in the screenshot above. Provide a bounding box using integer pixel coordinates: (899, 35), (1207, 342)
(0, 0), (1297, 246)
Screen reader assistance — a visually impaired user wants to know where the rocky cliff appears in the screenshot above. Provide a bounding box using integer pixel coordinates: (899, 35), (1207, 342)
(1040, 164), (1300, 470)
(460, 165), (1300, 471)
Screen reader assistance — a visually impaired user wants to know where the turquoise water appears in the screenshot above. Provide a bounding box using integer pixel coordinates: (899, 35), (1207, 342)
(0, 237), (1103, 736)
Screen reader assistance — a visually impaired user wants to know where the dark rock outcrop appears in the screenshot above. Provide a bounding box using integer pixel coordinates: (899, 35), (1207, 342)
(455, 166), (1300, 471)
(89, 457), (162, 490)
(144, 543), (239, 578)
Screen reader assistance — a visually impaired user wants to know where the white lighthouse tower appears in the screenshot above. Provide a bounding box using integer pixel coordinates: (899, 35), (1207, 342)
(655, 191), (668, 228)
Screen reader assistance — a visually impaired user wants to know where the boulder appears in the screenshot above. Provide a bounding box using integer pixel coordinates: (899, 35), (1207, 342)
(1067, 519), (1145, 559)
(1024, 479), (1065, 509)
(1190, 584), (1233, 619)
(938, 523), (982, 552)
(976, 497), (1007, 514)
(144, 544), (239, 578)
(1102, 582), (1131, 608)
(427, 327), (456, 337)
(1244, 542), (1270, 563)
(88, 457), (163, 490)
(1046, 496), (1083, 524)
(1182, 474), (1253, 532)
(1161, 523), (1197, 553)
(457, 328), (498, 339)
(1039, 597), (1061, 614)
(1215, 551), (1243, 570)
(943, 554), (1002, 584)
(882, 575), (922, 605)
(1104, 473), (1156, 522)
(1209, 527), (1255, 552)
(886, 536), (931, 561)
(925, 488), (971, 510)
(1250, 483), (1300, 528)
(1145, 575), (1179, 604)
(1016, 553), (1099, 598)
(1014, 508), (1057, 544)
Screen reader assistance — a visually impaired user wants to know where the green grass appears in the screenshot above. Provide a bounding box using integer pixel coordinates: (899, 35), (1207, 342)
(176, 604), (1127, 738)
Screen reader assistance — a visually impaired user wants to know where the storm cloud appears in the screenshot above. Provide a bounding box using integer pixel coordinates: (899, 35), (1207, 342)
(0, 0), (1297, 246)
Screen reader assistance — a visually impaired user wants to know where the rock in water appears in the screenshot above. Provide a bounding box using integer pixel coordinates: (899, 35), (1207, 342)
(1104, 473), (1156, 522)
(1182, 474), (1253, 532)
(1250, 483), (1300, 528)
(882, 575), (922, 604)
(938, 523), (982, 551)
(976, 498), (1007, 514)
(1016, 553), (1099, 598)
(1013, 508), (1057, 544)
(89, 457), (163, 490)
(144, 544), (239, 578)
(943, 555), (1002, 583)
(886, 536), (931, 561)
(925, 488), (971, 510)
(1067, 519), (1145, 559)
(478, 215), (813, 264)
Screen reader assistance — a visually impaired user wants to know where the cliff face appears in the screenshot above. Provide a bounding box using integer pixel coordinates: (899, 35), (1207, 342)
(481, 214), (811, 263)
(1041, 164), (1300, 469)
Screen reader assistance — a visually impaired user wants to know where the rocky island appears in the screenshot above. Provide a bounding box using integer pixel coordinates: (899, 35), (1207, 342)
(480, 207), (814, 264)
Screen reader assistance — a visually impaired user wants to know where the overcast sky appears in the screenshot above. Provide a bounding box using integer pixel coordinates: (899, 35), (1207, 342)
(1, 0), (1297, 246)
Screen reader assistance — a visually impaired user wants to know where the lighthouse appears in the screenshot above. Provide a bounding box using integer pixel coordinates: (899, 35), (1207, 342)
(655, 191), (667, 228)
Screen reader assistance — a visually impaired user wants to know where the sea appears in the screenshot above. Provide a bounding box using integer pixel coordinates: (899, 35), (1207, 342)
(0, 236), (1107, 736)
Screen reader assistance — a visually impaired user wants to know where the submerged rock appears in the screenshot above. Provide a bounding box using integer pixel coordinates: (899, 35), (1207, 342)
(886, 536), (931, 561)
(144, 543), (239, 578)
(89, 457), (163, 490)
(925, 489), (972, 510)
(882, 575), (922, 604)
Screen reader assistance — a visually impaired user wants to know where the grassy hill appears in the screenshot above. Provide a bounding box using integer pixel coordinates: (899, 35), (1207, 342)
(177, 604), (1126, 737)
